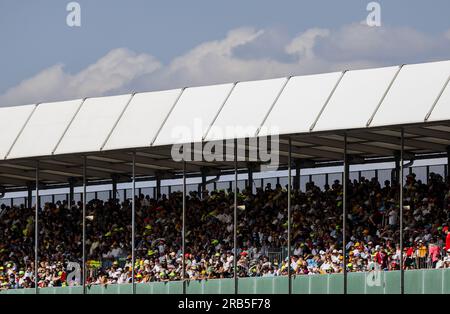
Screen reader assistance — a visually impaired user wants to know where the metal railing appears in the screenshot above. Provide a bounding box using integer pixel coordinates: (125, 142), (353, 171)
(1, 163), (447, 209)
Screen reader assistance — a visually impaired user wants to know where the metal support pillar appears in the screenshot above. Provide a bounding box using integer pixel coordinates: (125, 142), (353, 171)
(131, 153), (136, 294)
(394, 156), (400, 184)
(234, 139), (238, 294)
(156, 177), (161, 200)
(287, 137), (292, 294)
(446, 146), (450, 183)
(201, 169), (207, 197)
(400, 129), (405, 294)
(69, 178), (76, 208)
(112, 175), (118, 202)
(247, 164), (254, 193)
(182, 161), (187, 294)
(27, 183), (32, 208)
(82, 156), (87, 294)
(343, 134), (349, 295)
(34, 161), (39, 294)
(294, 162), (300, 191)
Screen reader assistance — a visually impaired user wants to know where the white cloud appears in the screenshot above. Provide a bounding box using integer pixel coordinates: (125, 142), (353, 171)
(2, 24), (450, 107)
(285, 28), (330, 59)
(0, 48), (161, 106)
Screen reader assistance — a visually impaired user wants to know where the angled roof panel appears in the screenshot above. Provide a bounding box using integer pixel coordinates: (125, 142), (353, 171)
(0, 104), (36, 160)
(7, 99), (83, 160)
(103, 89), (182, 151)
(153, 83), (234, 146)
(427, 80), (450, 122)
(259, 72), (342, 137)
(54, 94), (132, 155)
(204, 78), (287, 142)
(370, 60), (450, 127)
(314, 66), (399, 132)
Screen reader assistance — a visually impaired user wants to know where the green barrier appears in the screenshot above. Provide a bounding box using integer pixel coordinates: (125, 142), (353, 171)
(347, 272), (365, 294)
(235, 277), (255, 294)
(292, 275), (310, 294)
(423, 269), (443, 294)
(329, 273), (344, 294)
(2, 269), (450, 294)
(443, 269), (450, 294)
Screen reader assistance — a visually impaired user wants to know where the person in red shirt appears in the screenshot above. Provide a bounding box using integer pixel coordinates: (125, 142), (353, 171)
(444, 227), (450, 252)
(404, 246), (415, 269)
(375, 246), (388, 269)
(429, 238), (441, 268)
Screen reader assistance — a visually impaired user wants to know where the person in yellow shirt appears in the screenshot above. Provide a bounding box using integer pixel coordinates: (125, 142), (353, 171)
(416, 240), (427, 269)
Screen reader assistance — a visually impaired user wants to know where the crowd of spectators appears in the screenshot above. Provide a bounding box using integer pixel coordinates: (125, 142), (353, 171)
(1, 172), (450, 290)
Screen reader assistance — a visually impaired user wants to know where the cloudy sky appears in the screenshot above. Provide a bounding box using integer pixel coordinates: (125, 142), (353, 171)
(1, 0), (450, 107)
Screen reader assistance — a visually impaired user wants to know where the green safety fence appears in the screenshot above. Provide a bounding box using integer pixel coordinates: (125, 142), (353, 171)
(2, 269), (450, 294)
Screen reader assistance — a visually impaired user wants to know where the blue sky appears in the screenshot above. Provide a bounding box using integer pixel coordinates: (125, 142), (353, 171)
(1, 0), (450, 106)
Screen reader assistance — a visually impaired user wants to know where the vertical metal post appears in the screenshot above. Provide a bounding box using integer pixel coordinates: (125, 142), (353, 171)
(234, 139), (238, 294)
(82, 156), (87, 294)
(201, 169), (207, 198)
(34, 161), (39, 294)
(156, 177), (161, 200)
(294, 162), (300, 191)
(395, 157), (400, 184)
(400, 129), (405, 294)
(287, 137), (292, 294)
(182, 161), (186, 294)
(131, 152), (136, 294)
(343, 134), (348, 295)
(27, 183), (32, 209)
(248, 164), (253, 193)
(446, 146), (450, 183)
(112, 176), (117, 202)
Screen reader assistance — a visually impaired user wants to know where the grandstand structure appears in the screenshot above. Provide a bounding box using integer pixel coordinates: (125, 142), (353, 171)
(1, 59), (450, 294)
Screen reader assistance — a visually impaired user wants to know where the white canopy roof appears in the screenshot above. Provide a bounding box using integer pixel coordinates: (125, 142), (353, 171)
(103, 89), (182, 151)
(204, 78), (288, 142)
(154, 83), (234, 146)
(370, 61), (450, 127)
(0, 104), (36, 160)
(7, 99), (83, 160)
(313, 66), (400, 132)
(258, 72), (343, 136)
(1, 60), (450, 189)
(54, 94), (133, 155)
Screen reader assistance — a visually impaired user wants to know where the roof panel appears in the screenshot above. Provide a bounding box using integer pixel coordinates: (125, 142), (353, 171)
(314, 66), (399, 132)
(370, 61), (450, 127)
(259, 72), (342, 137)
(153, 83), (234, 146)
(54, 94), (132, 155)
(103, 89), (182, 151)
(7, 99), (83, 159)
(0, 104), (36, 160)
(204, 78), (288, 141)
(427, 79), (450, 122)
